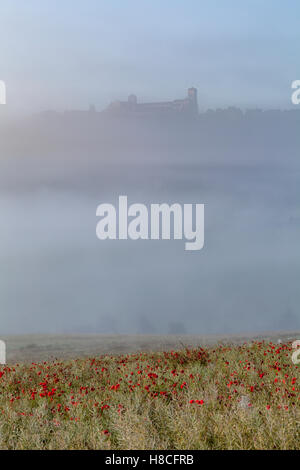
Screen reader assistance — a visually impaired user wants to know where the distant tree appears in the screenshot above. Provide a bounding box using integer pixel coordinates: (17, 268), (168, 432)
(96, 315), (118, 334)
(168, 321), (187, 335)
(137, 315), (157, 334)
(277, 307), (300, 331)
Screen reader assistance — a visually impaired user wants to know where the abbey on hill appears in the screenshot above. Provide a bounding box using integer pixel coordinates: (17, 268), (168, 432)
(106, 87), (198, 115)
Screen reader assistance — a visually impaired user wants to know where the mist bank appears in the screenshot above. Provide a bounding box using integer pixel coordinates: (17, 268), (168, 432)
(0, 110), (299, 334)
(1, 108), (300, 192)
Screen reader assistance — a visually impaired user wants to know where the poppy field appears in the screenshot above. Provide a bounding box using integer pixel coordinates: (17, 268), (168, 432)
(0, 341), (299, 450)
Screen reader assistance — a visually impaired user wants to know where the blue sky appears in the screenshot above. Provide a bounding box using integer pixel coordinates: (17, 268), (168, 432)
(1, 0), (299, 113)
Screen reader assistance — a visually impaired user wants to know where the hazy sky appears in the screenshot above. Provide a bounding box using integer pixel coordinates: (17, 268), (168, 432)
(1, 0), (300, 114)
(0, 1), (300, 335)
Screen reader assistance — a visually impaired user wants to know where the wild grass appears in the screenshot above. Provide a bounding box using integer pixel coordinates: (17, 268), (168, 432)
(0, 341), (299, 449)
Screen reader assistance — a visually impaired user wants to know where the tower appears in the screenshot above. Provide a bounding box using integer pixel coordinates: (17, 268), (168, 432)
(128, 94), (137, 108)
(187, 87), (198, 114)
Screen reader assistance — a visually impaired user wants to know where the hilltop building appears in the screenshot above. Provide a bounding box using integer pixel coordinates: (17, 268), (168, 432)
(106, 88), (198, 116)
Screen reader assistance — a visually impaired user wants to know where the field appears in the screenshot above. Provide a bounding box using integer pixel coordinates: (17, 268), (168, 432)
(3, 331), (300, 363)
(0, 336), (299, 450)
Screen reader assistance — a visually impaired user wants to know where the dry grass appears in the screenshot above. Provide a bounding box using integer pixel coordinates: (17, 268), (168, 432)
(0, 341), (299, 450)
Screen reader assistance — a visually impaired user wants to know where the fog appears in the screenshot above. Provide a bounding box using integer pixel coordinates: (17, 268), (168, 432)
(0, 109), (299, 334)
(1, 1), (300, 115)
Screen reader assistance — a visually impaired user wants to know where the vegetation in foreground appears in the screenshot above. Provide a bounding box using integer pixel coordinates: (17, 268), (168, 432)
(0, 341), (299, 450)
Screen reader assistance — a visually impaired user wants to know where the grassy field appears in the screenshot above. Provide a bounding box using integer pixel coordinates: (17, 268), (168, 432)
(0, 340), (299, 450)
(3, 331), (300, 363)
